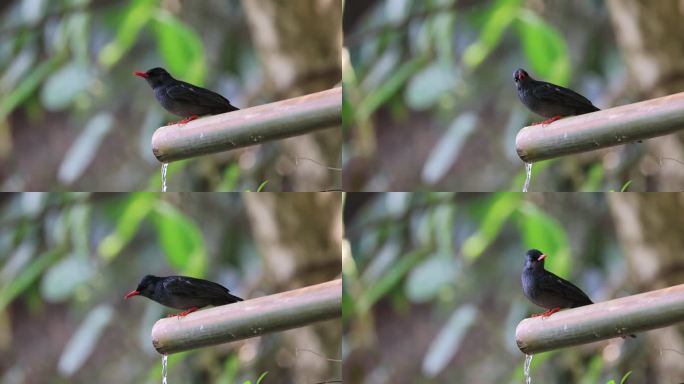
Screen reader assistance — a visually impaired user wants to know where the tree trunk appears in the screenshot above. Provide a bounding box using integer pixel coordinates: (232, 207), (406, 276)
(608, 193), (684, 382)
(244, 192), (342, 384)
(607, 0), (684, 190)
(242, 0), (342, 191)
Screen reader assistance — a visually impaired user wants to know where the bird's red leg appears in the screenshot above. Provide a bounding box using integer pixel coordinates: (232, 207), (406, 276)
(178, 115), (199, 125)
(166, 307), (199, 318)
(541, 307), (560, 318)
(165, 115), (199, 126)
(177, 307), (198, 317)
(530, 307), (561, 318)
(530, 116), (563, 126)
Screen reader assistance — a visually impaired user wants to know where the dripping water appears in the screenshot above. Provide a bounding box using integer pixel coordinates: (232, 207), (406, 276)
(522, 162), (533, 192)
(162, 354), (168, 384)
(161, 163), (168, 192)
(524, 354), (533, 384)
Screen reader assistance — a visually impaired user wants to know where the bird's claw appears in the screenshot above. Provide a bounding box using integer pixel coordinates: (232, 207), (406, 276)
(168, 307), (199, 318)
(166, 115), (199, 126)
(531, 307), (560, 318)
(531, 116), (562, 126)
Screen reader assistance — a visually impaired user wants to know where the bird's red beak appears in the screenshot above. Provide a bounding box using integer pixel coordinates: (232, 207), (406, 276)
(538, 254), (547, 261)
(124, 290), (140, 299)
(134, 71), (148, 78)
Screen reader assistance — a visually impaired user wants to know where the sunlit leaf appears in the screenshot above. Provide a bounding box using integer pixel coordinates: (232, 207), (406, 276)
(98, 194), (156, 261)
(462, 193), (522, 260)
(153, 12), (206, 85)
(517, 203), (570, 277)
(463, 0), (521, 68)
(58, 305), (114, 376)
(40, 61), (94, 111)
(153, 202), (207, 276)
(516, 10), (570, 85)
(98, 0), (156, 69)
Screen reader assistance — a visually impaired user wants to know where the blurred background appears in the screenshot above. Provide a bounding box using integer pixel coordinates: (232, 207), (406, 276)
(343, 192), (684, 383)
(0, 192), (342, 383)
(343, 0), (684, 191)
(0, 0), (341, 191)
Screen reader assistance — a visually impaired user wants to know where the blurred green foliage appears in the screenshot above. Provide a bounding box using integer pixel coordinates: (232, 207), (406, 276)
(343, 193), (636, 383)
(0, 0), (301, 191)
(0, 192), (274, 383)
(344, 0), (628, 191)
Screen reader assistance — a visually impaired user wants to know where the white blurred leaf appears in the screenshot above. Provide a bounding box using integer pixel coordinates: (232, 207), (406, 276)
(41, 253), (95, 302)
(40, 61), (94, 111)
(421, 113), (477, 184)
(405, 62), (457, 110)
(58, 113), (113, 184)
(405, 255), (456, 302)
(21, 192), (47, 217)
(58, 305), (113, 376)
(422, 305), (478, 377)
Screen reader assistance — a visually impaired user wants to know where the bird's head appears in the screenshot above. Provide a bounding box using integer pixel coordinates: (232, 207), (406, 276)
(134, 67), (173, 88)
(124, 275), (159, 299)
(513, 68), (530, 87)
(524, 249), (546, 269)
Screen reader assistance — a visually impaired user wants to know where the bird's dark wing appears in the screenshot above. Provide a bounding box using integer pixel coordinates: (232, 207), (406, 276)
(537, 271), (593, 307)
(162, 276), (233, 300)
(532, 81), (598, 111)
(165, 81), (236, 110)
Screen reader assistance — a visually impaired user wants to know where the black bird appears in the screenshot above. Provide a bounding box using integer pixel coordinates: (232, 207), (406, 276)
(521, 249), (593, 318)
(134, 67), (239, 125)
(513, 68), (599, 125)
(125, 275), (243, 317)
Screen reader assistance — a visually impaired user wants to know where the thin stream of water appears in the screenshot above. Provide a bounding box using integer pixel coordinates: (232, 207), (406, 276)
(524, 354), (533, 384)
(161, 163), (168, 192)
(162, 354), (168, 384)
(522, 162), (533, 192)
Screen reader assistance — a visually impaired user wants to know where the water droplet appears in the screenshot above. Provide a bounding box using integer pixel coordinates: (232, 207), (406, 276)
(162, 354), (168, 384)
(524, 354), (533, 384)
(161, 163), (168, 192)
(522, 162), (533, 192)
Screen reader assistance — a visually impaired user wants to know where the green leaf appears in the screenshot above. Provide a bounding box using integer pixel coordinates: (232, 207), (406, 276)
(255, 180), (269, 192)
(516, 10), (570, 85)
(216, 163), (241, 192)
(98, 0), (156, 69)
(153, 202), (207, 276)
(517, 203), (570, 277)
(355, 55), (427, 122)
(98, 194), (156, 261)
(462, 193), (521, 260)
(356, 247), (429, 315)
(0, 54), (63, 121)
(0, 248), (64, 312)
(463, 0), (521, 68)
(620, 371), (632, 384)
(153, 12), (206, 85)
(620, 180), (633, 192)
(255, 371), (268, 384)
